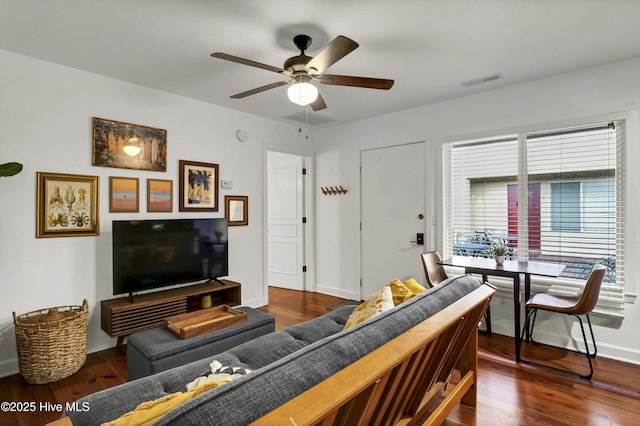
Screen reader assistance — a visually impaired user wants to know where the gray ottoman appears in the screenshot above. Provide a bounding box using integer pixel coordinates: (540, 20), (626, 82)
(126, 307), (275, 380)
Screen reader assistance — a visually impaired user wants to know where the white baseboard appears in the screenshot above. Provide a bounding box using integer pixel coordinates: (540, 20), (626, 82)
(489, 323), (640, 365)
(0, 358), (18, 379)
(240, 296), (265, 309)
(315, 284), (360, 301)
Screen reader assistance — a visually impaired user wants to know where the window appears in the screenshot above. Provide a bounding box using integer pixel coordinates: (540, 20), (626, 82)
(582, 179), (616, 233)
(551, 182), (580, 232)
(443, 121), (625, 316)
(550, 180), (615, 233)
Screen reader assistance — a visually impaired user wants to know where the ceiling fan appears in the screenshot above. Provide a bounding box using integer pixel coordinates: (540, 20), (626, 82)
(211, 34), (394, 111)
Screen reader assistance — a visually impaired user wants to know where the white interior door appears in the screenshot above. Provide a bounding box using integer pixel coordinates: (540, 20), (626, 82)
(267, 151), (305, 290)
(361, 142), (427, 299)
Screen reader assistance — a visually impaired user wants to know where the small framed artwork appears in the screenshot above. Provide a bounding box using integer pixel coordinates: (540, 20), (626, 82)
(225, 195), (248, 226)
(147, 178), (173, 212)
(36, 172), (99, 238)
(109, 177), (139, 213)
(92, 117), (167, 172)
(179, 160), (219, 212)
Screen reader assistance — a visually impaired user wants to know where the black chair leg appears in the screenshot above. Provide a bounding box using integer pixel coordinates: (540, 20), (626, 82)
(479, 274), (492, 336)
(520, 309), (596, 380)
(526, 307), (538, 343)
(484, 305), (492, 336)
(585, 314), (597, 358)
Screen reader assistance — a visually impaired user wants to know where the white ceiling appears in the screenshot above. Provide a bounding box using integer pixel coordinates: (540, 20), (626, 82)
(2, 0), (640, 128)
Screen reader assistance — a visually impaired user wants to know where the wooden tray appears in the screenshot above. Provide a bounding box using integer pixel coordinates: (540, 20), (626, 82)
(164, 305), (246, 340)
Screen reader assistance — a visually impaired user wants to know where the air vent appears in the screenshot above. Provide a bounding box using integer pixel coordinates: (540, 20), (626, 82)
(284, 111), (336, 126)
(461, 73), (504, 87)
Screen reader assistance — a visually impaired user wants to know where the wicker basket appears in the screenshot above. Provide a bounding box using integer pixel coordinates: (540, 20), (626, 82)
(13, 299), (89, 385)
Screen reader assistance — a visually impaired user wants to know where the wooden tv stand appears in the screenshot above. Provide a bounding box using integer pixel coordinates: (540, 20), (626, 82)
(101, 280), (241, 346)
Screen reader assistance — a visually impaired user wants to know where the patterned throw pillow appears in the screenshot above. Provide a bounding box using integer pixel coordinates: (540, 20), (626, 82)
(186, 360), (252, 391)
(343, 285), (395, 330)
(386, 279), (415, 305)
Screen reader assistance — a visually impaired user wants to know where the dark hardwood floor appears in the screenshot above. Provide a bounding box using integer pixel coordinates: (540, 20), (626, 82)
(1, 287), (638, 425)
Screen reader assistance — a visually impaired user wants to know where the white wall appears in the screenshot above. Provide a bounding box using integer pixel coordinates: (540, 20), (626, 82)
(312, 57), (640, 364)
(0, 50), (309, 377)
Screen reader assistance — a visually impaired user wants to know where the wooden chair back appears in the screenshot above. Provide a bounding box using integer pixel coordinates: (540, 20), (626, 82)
(421, 251), (448, 288)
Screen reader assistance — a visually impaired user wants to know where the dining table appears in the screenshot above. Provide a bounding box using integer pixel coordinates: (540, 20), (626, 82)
(438, 255), (565, 362)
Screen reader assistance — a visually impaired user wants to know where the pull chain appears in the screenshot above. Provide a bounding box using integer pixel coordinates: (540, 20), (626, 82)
(298, 106), (310, 139)
(305, 106), (309, 139)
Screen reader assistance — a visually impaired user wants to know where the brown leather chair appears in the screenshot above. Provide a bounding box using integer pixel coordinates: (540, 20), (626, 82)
(421, 251), (448, 288)
(421, 251), (492, 335)
(520, 264), (606, 380)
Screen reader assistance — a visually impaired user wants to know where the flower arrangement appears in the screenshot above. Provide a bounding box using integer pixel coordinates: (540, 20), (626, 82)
(490, 243), (509, 256)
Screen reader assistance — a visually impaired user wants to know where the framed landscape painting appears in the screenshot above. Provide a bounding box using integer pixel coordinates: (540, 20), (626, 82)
(109, 177), (139, 213)
(147, 178), (173, 212)
(92, 117), (167, 172)
(36, 172), (99, 238)
(178, 160), (219, 212)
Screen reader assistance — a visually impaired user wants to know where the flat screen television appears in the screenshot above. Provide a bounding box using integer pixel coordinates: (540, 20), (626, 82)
(112, 218), (228, 298)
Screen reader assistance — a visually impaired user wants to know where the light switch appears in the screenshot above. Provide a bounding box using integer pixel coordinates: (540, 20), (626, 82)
(221, 180), (233, 189)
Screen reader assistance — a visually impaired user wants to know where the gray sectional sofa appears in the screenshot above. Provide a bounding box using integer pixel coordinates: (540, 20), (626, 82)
(62, 274), (483, 425)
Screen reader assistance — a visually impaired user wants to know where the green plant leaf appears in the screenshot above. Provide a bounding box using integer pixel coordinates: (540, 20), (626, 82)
(0, 162), (23, 177)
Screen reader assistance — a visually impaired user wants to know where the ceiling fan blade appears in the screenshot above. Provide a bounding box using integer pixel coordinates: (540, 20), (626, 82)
(310, 91), (327, 111)
(211, 52), (289, 75)
(230, 80), (291, 99)
(305, 35), (359, 75)
(318, 74), (394, 90)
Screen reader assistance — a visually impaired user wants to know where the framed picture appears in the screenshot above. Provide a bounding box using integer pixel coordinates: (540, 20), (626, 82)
(92, 117), (167, 172)
(109, 176), (139, 213)
(147, 178), (173, 212)
(178, 160), (219, 212)
(36, 172), (99, 238)
(225, 195), (248, 226)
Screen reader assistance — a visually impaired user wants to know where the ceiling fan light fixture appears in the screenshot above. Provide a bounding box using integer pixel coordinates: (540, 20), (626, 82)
(212, 34), (391, 112)
(287, 80), (318, 106)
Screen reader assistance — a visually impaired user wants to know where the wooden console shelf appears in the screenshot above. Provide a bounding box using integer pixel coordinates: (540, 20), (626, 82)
(101, 280), (241, 346)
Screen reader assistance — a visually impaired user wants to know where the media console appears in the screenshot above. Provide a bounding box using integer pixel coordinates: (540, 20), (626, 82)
(101, 280), (241, 346)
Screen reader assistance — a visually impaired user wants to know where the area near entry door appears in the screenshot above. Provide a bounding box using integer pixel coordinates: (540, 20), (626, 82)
(267, 151), (305, 291)
(360, 142), (427, 299)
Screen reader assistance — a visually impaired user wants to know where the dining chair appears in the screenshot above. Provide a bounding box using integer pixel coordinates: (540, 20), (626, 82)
(421, 250), (448, 288)
(519, 264), (606, 380)
(421, 251), (492, 335)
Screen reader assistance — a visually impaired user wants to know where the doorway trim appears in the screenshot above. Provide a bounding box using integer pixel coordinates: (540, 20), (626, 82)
(262, 142), (315, 306)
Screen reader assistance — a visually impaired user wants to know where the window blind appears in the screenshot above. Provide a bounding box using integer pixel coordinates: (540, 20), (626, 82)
(443, 121), (625, 317)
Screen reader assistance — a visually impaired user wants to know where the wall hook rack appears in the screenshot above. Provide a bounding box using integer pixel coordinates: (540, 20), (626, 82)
(321, 186), (348, 195)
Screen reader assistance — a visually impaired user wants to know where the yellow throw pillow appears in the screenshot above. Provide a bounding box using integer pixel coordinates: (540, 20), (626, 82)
(102, 380), (228, 426)
(386, 279), (415, 306)
(344, 285), (394, 330)
(404, 278), (427, 295)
